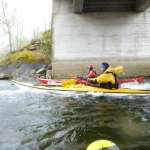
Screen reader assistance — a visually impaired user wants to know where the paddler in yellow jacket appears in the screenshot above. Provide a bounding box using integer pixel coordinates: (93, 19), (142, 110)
(87, 62), (119, 89)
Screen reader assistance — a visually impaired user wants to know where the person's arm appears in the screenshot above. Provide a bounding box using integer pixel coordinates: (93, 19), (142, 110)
(87, 74), (106, 84)
(87, 78), (98, 84)
(77, 77), (84, 79)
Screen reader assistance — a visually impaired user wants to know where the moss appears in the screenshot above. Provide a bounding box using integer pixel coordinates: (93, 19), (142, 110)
(0, 50), (50, 65)
(0, 29), (52, 66)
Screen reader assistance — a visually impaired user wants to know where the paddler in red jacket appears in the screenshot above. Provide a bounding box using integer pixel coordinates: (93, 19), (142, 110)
(82, 65), (97, 80)
(87, 62), (119, 89)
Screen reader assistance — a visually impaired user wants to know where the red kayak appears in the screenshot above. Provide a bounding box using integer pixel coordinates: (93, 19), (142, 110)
(118, 77), (144, 83)
(36, 76), (144, 85)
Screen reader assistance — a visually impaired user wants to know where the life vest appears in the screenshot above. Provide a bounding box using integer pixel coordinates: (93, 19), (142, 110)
(86, 69), (97, 78)
(99, 72), (119, 89)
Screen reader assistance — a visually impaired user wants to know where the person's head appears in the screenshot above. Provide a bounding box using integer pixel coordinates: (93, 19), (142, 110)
(87, 65), (94, 70)
(101, 62), (109, 72)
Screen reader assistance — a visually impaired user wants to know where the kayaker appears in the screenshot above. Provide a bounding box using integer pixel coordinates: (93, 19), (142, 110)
(82, 65), (97, 80)
(87, 62), (119, 89)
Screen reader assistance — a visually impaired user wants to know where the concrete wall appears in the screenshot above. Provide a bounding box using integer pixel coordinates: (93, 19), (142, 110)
(52, 0), (150, 78)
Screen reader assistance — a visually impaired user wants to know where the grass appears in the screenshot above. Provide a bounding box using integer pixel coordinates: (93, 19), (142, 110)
(0, 50), (51, 65)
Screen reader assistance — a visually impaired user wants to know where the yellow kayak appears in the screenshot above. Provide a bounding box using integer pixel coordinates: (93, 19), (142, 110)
(11, 80), (150, 95)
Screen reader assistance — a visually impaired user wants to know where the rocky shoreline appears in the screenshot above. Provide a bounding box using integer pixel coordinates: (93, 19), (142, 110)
(0, 62), (52, 80)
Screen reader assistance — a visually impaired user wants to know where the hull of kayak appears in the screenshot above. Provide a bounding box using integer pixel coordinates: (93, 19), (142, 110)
(12, 80), (150, 95)
(36, 77), (144, 85)
(118, 77), (144, 83)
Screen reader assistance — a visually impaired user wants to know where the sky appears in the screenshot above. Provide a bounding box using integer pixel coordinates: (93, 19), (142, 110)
(0, 0), (52, 51)
(11, 0), (53, 38)
(12, 0), (52, 36)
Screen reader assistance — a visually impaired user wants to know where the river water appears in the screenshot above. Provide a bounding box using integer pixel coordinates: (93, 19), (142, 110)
(0, 79), (150, 150)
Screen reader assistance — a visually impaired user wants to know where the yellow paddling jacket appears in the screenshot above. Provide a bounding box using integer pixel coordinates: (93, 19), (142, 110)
(88, 66), (118, 89)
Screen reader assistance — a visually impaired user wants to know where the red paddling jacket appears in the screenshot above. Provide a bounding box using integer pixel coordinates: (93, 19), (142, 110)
(86, 69), (97, 78)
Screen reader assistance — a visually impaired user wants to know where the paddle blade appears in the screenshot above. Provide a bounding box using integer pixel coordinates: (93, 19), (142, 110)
(69, 74), (77, 79)
(114, 65), (123, 73)
(62, 80), (76, 87)
(87, 139), (120, 150)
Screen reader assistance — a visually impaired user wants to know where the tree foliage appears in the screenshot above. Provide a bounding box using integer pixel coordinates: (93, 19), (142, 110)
(0, 0), (52, 57)
(0, 0), (15, 52)
(0, 0), (30, 52)
(41, 29), (52, 55)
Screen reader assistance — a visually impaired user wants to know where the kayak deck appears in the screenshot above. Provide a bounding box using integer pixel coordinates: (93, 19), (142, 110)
(12, 80), (150, 95)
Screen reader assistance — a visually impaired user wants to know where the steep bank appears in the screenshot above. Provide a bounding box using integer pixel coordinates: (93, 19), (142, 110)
(0, 39), (52, 80)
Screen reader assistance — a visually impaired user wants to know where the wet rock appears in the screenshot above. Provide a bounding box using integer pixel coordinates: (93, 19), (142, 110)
(36, 68), (46, 74)
(0, 73), (11, 79)
(46, 63), (52, 70)
(0, 62), (49, 80)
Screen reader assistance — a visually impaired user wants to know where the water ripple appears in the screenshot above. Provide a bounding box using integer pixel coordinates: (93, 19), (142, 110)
(0, 80), (150, 149)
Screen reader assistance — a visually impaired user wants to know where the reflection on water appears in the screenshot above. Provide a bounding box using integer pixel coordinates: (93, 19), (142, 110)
(0, 80), (150, 149)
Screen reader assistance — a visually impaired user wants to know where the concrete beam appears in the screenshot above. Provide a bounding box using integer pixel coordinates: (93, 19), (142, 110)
(73, 0), (84, 13)
(135, 0), (150, 11)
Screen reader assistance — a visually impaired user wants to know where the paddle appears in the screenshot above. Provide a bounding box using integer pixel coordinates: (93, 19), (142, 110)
(62, 79), (76, 87)
(113, 65), (123, 73)
(69, 65), (123, 79)
(69, 74), (78, 79)
(87, 139), (120, 150)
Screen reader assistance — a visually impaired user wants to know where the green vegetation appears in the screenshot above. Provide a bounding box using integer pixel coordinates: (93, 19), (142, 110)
(0, 29), (52, 66)
(42, 29), (52, 55)
(0, 50), (50, 65)
(8, 50), (50, 63)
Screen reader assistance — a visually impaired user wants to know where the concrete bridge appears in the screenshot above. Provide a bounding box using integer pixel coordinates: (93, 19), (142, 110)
(52, 0), (150, 78)
(74, 0), (150, 12)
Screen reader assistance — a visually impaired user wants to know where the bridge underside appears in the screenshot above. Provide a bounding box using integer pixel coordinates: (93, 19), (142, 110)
(73, 0), (150, 13)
